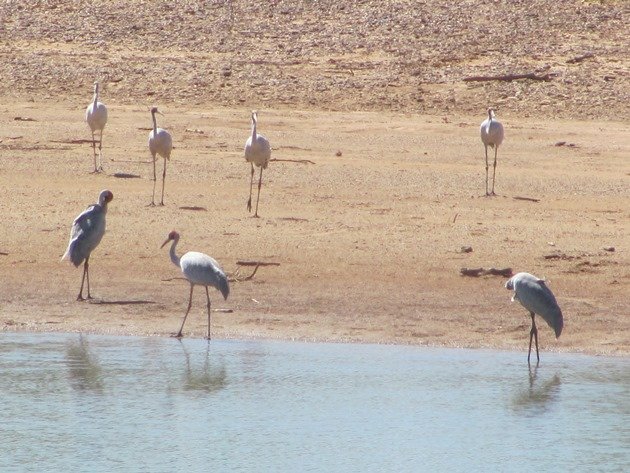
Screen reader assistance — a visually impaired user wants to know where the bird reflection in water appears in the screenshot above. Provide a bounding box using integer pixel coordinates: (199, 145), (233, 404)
(512, 364), (561, 415)
(178, 340), (227, 393)
(65, 334), (104, 392)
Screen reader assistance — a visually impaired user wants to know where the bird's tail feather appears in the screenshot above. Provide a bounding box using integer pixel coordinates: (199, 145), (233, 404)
(61, 239), (82, 267)
(219, 276), (230, 300)
(61, 243), (72, 262)
(554, 311), (563, 339)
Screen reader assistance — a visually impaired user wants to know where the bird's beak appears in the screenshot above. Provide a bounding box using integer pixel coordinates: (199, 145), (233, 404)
(160, 238), (171, 249)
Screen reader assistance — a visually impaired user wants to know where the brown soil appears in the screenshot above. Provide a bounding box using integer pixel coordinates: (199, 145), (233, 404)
(0, 1), (628, 356)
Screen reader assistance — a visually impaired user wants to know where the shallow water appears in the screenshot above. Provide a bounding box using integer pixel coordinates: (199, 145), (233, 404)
(0, 332), (628, 472)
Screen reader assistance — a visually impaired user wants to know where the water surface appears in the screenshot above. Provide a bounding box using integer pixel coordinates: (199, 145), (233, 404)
(0, 332), (628, 472)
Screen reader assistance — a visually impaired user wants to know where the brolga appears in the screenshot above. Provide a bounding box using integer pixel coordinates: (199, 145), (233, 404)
(505, 272), (563, 364)
(62, 189), (113, 301)
(480, 107), (504, 196)
(148, 106), (173, 206)
(244, 110), (271, 217)
(85, 81), (108, 173)
(161, 230), (230, 339)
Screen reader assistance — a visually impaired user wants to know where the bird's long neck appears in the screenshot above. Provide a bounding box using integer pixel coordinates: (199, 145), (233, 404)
(152, 111), (158, 135)
(93, 84), (99, 107)
(169, 238), (181, 268)
(98, 195), (109, 213)
(251, 116), (257, 142)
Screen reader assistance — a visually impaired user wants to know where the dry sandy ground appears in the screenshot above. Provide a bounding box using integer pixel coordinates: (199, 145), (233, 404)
(1, 102), (628, 356)
(0, 1), (628, 356)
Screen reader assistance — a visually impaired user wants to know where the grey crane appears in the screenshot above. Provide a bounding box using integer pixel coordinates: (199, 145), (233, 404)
(161, 230), (230, 339)
(148, 107), (173, 206)
(85, 82), (108, 173)
(62, 189), (113, 300)
(244, 111), (271, 217)
(480, 108), (504, 196)
(505, 272), (563, 363)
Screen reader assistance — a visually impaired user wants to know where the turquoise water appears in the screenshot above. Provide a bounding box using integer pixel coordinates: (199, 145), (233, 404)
(0, 332), (628, 472)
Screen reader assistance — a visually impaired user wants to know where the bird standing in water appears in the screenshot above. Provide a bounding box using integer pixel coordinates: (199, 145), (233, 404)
(505, 272), (563, 364)
(62, 190), (113, 300)
(161, 230), (230, 339)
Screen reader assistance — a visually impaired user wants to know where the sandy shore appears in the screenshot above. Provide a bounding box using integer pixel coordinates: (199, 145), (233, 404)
(0, 1), (628, 356)
(1, 102), (628, 356)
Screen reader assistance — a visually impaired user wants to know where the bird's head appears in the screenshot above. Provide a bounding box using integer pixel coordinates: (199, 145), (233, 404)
(251, 110), (258, 124)
(93, 81), (99, 93)
(161, 230), (180, 249)
(504, 277), (514, 291)
(487, 108), (496, 119)
(98, 189), (113, 205)
(151, 106), (163, 116)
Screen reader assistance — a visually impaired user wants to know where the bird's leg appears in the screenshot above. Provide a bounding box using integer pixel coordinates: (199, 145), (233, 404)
(484, 145), (489, 196)
(97, 130), (104, 172)
(150, 154), (156, 206)
(205, 286), (212, 340)
(533, 316), (540, 363)
(160, 156), (167, 206)
(491, 146), (498, 196)
(77, 258), (88, 301)
(90, 131), (98, 173)
(254, 166), (263, 218)
(527, 312), (539, 364)
(85, 256), (93, 300)
(247, 163), (254, 212)
(174, 284), (194, 338)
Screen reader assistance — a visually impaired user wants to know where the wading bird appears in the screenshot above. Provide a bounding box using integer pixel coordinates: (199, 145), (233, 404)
(148, 107), (173, 206)
(161, 230), (230, 339)
(62, 189), (113, 301)
(85, 82), (108, 173)
(480, 108), (504, 196)
(505, 272), (563, 364)
(244, 110), (271, 217)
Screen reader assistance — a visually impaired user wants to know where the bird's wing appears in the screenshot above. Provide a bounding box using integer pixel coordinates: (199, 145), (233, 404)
(480, 119), (489, 139)
(69, 204), (100, 242)
(245, 136), (271, 167)
(150, 129), (173, 158)
(181, 252), (229, 299)
(516, 277), (563, 337)
(63, 204), (104, 266)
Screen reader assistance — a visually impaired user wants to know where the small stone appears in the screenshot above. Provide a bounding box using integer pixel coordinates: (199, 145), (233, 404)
(460, 246), (473, 253)
(602, 246), (615, 252)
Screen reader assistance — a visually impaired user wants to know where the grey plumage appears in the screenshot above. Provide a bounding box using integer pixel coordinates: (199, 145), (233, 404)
(505, 272), (563, 363)
(148, 106), (173, 206)
(85, 82), (108, 173)
(62, 190), (113, 300)
(480, 108), (504, 196)
(244, 111), (271, 217)
(161, 230), (229, 339)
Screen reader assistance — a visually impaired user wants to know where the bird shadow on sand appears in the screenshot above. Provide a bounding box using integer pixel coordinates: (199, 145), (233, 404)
(88, 299), (156, 305)
(179, 206), (207, 211)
